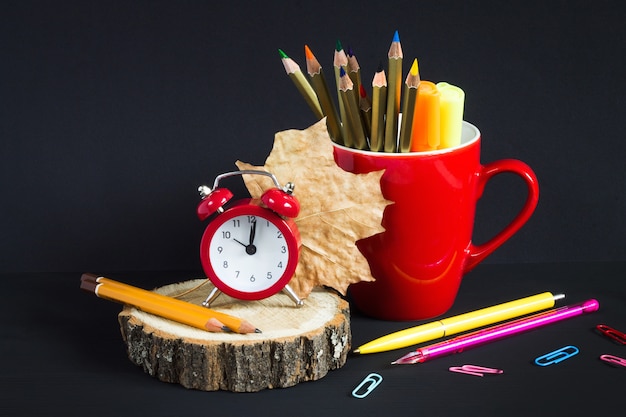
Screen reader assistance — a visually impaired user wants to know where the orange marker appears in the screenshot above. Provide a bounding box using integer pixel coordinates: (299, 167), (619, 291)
(410, 81), (440, 152)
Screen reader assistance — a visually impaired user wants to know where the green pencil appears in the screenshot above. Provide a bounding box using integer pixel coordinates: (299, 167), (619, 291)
(279, 49), (323, 119)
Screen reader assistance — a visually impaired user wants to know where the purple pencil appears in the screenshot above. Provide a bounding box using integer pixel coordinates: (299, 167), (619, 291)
(392, 299), (599, 365)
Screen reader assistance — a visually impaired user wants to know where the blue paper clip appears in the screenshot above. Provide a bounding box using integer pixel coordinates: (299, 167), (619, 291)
(534, 345), (579, 366)
(352, 373), (383, 399)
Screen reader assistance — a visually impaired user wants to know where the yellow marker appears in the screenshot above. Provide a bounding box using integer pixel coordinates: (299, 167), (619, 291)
(354, 292), (565, 354)
(437, 82), (465, 149)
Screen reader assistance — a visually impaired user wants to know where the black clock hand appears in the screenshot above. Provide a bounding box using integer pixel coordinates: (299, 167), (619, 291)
(233, 238), (247, 247)
(248, 218), (257, 245)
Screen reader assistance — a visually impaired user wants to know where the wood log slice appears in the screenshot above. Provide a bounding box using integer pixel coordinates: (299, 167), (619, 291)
(117, 279), (351, 392)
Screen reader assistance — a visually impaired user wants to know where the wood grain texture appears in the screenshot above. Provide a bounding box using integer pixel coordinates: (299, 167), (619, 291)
(117, 279), (351, 392)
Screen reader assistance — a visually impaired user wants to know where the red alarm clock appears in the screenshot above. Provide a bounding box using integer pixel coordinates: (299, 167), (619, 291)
(196, 170), (303, 307)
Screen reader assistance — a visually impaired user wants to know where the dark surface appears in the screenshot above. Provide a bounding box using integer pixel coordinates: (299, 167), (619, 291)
(1, 262), (624, 417)
(2, 2), (625, 416)
(1, 0), (625, 273)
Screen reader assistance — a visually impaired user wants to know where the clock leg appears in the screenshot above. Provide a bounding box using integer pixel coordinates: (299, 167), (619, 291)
(282, 285), (304, 307)
(202, 286), (222, 307)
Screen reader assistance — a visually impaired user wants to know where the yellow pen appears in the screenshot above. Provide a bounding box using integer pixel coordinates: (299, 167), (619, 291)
(354, 292), (565, 354)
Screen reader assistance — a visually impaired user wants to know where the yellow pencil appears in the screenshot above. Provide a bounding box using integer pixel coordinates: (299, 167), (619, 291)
(80, 273), (261, 334)
(398, 58), (421, 152)
(384, 30), (403, 152)
(304, 44), (343, 144)
(278, 49), (323, 119)
(369, 64), (387, 152)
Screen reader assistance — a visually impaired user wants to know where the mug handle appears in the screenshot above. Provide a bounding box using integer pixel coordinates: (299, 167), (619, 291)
(464, 159), (539, 272)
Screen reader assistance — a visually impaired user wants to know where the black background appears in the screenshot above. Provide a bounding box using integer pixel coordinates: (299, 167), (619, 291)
(2, 0), (625, 273)
(1, 1), (625, 416)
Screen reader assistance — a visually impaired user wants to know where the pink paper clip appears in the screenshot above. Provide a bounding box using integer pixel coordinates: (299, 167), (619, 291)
(600, 354), (626, 368)
(449, 365), (503, 377)
(596, 324), (626, 345)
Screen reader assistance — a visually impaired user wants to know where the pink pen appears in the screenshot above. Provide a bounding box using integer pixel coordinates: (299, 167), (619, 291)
(392, 299), (599, 365)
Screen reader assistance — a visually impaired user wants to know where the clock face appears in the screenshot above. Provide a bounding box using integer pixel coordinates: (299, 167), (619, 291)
(200, 203), (298, 300)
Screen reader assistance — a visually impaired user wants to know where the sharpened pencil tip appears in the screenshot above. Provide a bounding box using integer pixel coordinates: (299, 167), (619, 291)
(255, 328), (262, 334)
(353, 348), (361, 354)
(278, 48), (288, 59)
(392, 30), (400, 43)
(335, 39), (343, 52)
(304, 44), (313, 59)
(410, 58), (419, 75)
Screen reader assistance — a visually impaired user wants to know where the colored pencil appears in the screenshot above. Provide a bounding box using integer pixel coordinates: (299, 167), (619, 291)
(80, 273), (261, 334)
(398, 58), (421, 152)
(333, 40), (351, 147)
(279, 49), (323, 119)
(347, 46), (362, 98)
(304, 44), (343, 144)
(359, 84), (372, 139)
(369, 64), (387, 152)
(338, 67), (368, 150)
(384, 30), (403, 152)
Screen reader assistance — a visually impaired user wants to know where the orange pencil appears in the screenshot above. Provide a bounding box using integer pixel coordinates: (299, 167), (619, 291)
(410, 81), (440, 152)
(304, 44), (343, 143)
(80, 273), (261, 334)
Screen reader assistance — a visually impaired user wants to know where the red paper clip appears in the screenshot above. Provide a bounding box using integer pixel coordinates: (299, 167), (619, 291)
(449, 365), (503, 377)
(600, 354), (626, 368)
(596, 324), (626, 345)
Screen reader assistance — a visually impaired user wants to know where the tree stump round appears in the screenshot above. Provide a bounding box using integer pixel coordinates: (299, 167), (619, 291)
(117, 279), (351, 392)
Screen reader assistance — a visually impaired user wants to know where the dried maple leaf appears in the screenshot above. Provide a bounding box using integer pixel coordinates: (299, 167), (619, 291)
(235, 119), (390, 298)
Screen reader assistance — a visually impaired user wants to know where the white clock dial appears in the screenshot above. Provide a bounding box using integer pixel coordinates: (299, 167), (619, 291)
(208, 214), (291, 293)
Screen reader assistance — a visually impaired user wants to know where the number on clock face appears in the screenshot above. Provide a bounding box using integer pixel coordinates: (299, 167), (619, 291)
(208, 214), (291, 293)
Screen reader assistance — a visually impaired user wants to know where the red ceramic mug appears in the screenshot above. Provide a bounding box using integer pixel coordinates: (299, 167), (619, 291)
(333, 121), (539, 320)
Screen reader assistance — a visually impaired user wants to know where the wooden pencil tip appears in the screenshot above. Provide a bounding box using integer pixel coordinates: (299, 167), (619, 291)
(339, 66), (347, 77)
(335, 39), (343, 52)
(278, 49), (288, 59)
(359, 84), (367, 97)
(410, 58), (419, 75)
(254, 328), (262, 334)
(392, 30), (400, 42)
(304, 44), (313, 59)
